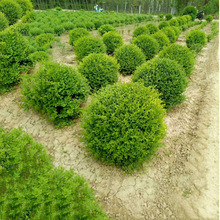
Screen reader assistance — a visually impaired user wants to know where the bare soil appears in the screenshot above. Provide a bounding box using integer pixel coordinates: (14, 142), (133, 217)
(0, 23), (218, 219)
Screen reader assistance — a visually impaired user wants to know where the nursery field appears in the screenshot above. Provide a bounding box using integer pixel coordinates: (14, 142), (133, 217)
(0, 2), (219, 219)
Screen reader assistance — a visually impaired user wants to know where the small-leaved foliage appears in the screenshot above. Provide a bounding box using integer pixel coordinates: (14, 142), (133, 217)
(183, 6), (197, 21)
(133, 34), (159, 60)
(0, 11), (8, 31)
(132, 58), (188, 110)
(132, 26), (149, 38)
(35, 33), (55, 50)
(74, 36), (106, 61)
(81, 82), (166, 171)
(159, 44), (195, 77)
(78, 54), (119, 92)
(114, 44), (145, 75)
(158, 21), (170, 30)
(69, 28), (90, 46)
(98, 24), (116, 36)
(20, 62), (90, 127)
(145, 23), (159, 34)
(0, 127), (109, 219)
(161, 26), (176, 43)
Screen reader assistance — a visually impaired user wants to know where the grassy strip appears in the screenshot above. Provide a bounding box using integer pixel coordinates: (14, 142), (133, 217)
(207, 21), (219, 42)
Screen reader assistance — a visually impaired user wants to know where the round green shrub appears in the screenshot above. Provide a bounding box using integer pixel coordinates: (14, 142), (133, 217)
(145, 23), (159, 34)
(186, 29), (207, 52)
(165, 13), (173, 21)
(29, 51), (50, 63)
(102, 31), (123, 54)
(15, 0), (33, 16)
(21, 62), (90, 127)
(133, 35), (159, 60)
(161, 27), (176, 43)
(81, 82), (166, 171)
(78, 54), (119, 92)
(183, 6), (197, 21)
(159, 21), (170, 30)
(54, 25), (64, 36)
(159, 44), (195, 76)
(74, 36), (106, 61)
(98, 24), (116, 36)
(158, 14), (164, 21)
(94, 20), (104, 29)
(206, 15), (213, 22)
(0, 11), (8, 31)
(29, 27), (44, 36)
(132, 26), (149, 38)
(152, 31), (170, 51)
(85, 21), (95, 31)
(56, 6), (62, 11)
(171, 26), (181, 38)
(114, 44), (145, 75)
(184, 15), (192, 22)
(0, 0), (22, 25)
(69, 28), (90, 46)
(35, 33), (55, 50)
(63, 22), (75, 31)
(176, 17), (184, 26)
(132, 58), (188, 110)
(168, 19), (179, 27)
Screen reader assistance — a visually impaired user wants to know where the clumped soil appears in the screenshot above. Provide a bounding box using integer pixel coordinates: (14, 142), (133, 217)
(0, 22), (218, 219)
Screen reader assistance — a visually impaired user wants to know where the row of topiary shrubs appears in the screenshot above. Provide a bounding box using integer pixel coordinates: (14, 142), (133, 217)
(0, 127), (109, 219)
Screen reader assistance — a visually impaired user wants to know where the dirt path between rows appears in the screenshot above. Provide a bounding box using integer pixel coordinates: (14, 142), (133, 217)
(0, 24), (218, 219)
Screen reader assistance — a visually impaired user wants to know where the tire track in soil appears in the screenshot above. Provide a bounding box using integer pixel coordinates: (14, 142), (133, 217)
(0, 23), (218, 219)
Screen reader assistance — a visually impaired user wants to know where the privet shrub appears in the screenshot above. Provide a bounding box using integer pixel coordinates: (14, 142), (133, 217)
(165, 13), (173, 21)
(168, 19), (179, 27)
(152, 31), (170, 51)
(0, 0), (22, 25)
(102, 31), (123, 54)
(132, 58), (188, 110)
(161, 27), (176, 43)
(29, 27), (44, 36)
(159, 21), (169, 30)
(56, 6), (62, 11)
(132, 26), (149, 38)
(133, 35), (159, 60)
(63, 22), (75, 31)
(35, 33), (55, 50)
(183, 6), (197, 21)
(69, 28), (90, 46)
(114, 44), (145, 75)
(171, 26), (181, 38)
(158, 14), (164, 21)
(145, 23), (159, 34)
(78, 54), (119, 92)
(15, 0), (33, 16)
(74, 36), (106, 61)
(54, 25), (64, 36)
(98, 24), (116, 36)
(81, 82), (166, 171)
(0, 127), (109, 219)
(0, 11), (8, 31)
(21, 62), (90, 127)
(186, 29), (207, 52)
(29, 51), (50, 62)
(159, 44), (195, 76)
(206, 15), (213, 22)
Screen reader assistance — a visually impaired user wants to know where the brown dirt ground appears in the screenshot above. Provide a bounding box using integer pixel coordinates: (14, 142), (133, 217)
(0, 22), (219, 219)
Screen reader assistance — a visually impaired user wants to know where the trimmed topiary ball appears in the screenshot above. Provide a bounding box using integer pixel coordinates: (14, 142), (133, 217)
(183, 6), (197, 21)
(132, 58), (188, 110)
(114, 44), (145, 75)
(165, 13), (172, 21)
(0, 0), (22, 25)
(74, 36), (106, 61)
(35, 33), (55, 50)
(161, 27), (176, 43)
(176, 17), (185, 26)
(168, 19), (179, 27)
(29, 51), (50, 63)
(159, 21), (169, 30)
(132, 26), (149, 38)
(102, 31), (123, 54)
(78, 54), (119, 92)
(171, 26), (181, 38)
(81, 82), (166, 171)
(206, 15), (213, 22)
(98, 24), (116, 36)
(0, 11), (8, 31)
(69, 28), (90, 46)
(186, 29), (207, 52)
(54, 25), (64, 36)
(152, 31), (170, 51)
(133, 35), (159, 60)
(15, 0), (33, 16)
(21, 62), (90, 127)
(159, 44), (195, 76)
(145, 23), (159, 34)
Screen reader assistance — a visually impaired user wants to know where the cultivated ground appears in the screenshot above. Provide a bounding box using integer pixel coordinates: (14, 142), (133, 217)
(0, 22), (219, 219)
